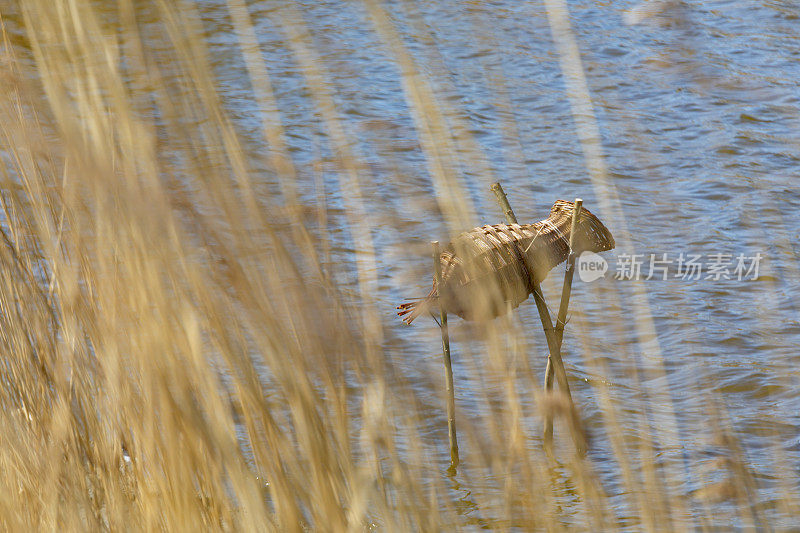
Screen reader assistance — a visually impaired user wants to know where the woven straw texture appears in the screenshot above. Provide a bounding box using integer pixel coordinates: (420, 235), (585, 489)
(398, 200), (615, 324)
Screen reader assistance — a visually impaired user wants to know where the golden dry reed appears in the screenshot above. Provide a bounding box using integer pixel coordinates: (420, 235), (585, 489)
(0, 0), (794, 531)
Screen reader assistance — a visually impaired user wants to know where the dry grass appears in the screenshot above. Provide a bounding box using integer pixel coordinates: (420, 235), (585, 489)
(0, 0), (795, 530)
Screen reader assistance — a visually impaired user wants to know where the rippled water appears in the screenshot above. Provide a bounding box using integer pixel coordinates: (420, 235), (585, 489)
(186, 0), (800, 527)
(249, 1), (798, 527)
(8, 0), (800, 528)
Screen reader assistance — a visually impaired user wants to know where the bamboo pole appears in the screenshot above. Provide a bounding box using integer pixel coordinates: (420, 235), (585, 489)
(543, 198), (583, 448)
(491, 182), (519, 225)
(490, 183), (586, 454)
(433, 241), (459, 467)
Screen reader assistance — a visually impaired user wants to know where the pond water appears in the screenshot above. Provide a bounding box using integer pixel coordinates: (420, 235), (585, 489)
(242, 1), (799, 527)
(172, 0), (800, 528)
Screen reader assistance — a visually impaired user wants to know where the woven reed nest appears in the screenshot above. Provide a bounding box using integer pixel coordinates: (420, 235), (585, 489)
(397, 200), (614, 324)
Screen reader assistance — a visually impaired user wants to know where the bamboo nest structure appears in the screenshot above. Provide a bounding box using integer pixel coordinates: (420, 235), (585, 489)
(397, 200), (615, 324)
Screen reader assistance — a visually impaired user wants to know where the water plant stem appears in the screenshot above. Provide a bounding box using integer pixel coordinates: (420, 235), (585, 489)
(433, 240), (459, 467)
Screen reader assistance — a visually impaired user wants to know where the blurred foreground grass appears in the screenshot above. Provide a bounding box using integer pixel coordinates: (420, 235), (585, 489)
(0, 0), (795, 530)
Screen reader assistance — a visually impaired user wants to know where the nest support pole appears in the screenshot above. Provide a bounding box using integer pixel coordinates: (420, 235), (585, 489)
(543, 198), (587, 454)
(490, 183), (587, 455)
(433, 241), (459, 468)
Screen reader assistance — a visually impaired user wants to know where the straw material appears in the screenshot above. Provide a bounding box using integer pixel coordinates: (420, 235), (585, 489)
(397, 200), (614, 324)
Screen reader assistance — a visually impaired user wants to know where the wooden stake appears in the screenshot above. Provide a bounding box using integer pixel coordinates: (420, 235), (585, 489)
(490, 183), (519, 225)
(543, 198), (584, 451)
(433, 241), (459, 467)
(490, 183), (586, 454)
